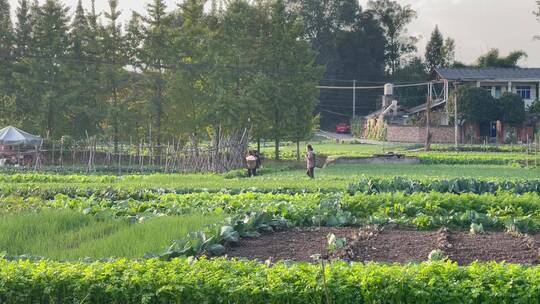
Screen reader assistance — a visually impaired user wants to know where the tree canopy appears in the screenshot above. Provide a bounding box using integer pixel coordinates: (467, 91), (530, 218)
(535, 1), (540, 40)
(0, 0), (324, 152)
(497, 93), (526, 127)
(368, 0), (417, 76)
(450, 87), (526, 127)
(450, 87), (499, 123)
(0, 0), (471, 152)
(476, 49), (527, 68)
(425, 26), (455, 75)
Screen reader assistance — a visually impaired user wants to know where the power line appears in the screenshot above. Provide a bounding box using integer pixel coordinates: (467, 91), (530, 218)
(316, 80), (447, 91)
(318, 109), (351, 117)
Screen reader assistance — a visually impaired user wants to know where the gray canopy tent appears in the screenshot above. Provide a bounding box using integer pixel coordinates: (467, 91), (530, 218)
(0, 126), (43, 167)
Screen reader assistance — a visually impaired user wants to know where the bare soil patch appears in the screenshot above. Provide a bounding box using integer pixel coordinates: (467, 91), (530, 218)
(227, 227), (540, 265)
(444, 232), (539, 265)
(226, 227), (357, 261)
(334, 227), (440, 263)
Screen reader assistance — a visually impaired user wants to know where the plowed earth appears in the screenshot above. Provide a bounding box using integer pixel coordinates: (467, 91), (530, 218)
(227, 227), (540, 265)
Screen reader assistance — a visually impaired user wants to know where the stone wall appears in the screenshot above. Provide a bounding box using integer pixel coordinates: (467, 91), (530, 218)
(386, 125), (455, 143)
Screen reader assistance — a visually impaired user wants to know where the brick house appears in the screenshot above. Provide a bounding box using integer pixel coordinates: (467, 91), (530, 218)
(362, 68), (539, 144)
(436, 68), (539, 143)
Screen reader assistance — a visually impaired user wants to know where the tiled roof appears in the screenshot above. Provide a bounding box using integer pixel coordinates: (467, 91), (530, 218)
(436, 68), (540, 81)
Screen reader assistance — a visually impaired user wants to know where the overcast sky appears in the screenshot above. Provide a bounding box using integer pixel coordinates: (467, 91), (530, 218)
(8, 0), (540, 66)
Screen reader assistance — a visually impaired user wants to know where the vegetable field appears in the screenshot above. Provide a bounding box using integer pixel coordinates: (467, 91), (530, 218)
(1, 154), (540, 303)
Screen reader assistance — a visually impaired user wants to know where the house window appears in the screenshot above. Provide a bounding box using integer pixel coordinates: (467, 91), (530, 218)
(494, 86), (502, 98)
(516, 86), (531, 99)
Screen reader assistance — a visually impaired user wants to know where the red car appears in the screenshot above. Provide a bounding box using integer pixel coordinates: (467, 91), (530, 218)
(335, 123), (351, 134)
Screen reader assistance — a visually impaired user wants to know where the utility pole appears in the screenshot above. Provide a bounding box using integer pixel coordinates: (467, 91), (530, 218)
(454, 83), (459, 149)
(425, 82), (433, 151)
(352, 79), (357, 119)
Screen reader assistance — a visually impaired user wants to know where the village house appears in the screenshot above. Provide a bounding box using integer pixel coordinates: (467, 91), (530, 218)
(437, 67), (540, 108)
(363, 68), (540, 144)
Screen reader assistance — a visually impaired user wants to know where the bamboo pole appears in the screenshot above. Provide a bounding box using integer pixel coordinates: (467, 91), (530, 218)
(60, 137), (64, 168)
(51, 140), (55, 166)
(118, 142), (122, 175)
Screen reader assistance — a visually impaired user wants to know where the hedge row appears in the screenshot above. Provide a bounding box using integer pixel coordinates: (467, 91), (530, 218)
(1, 258), (539, 304)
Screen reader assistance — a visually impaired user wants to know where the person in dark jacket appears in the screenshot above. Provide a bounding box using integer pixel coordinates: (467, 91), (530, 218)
(305, 145), (315, 179)
(246, 151), (258, 177)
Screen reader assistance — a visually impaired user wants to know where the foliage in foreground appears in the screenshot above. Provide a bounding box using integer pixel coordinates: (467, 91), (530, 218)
(1, 258), (540, 304)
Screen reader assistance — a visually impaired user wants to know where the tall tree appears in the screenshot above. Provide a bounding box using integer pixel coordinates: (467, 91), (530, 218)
(15, 0), (70, 137)
(9, 0), (33, 127)
(206, 0), (268, 142)
(167, 0), (211, 145)
(443, 37), (455, 66)
(368, 0), (417, 76)
(294, 0), (386, 126)
(137, 0), (174, 145)
(102, 0), (128, 147)
(0, 0), (12, 53)
(0, 0), (14, 126)
(476, 49), (527, 68)
(425, 26), (456, 76)
(535, 1), (540, 40)
(257, 0), (323, 159)
(14, 0), (31, 58)
(64, 0), (104, 137)
(0, 0), (13, 97)
(425, 26), (444, 74)
(87, 0), (107, 135)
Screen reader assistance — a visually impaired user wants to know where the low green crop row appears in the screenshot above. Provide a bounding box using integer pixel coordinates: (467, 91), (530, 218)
(4, 191), (540, 232)
(0, 173), (119, 183)
(1, 176), (540, 200)
(0, 186), (326, 200)
(349, 177), (540, 195)
(1, 258), (540, 304)
(412, 152), (538, 166)
(5, 190), (540, 260)
(431, 144), (533, 153)
(261, 145), (538, 165)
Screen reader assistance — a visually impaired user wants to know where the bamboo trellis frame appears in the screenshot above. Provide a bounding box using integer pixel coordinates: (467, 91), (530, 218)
(35, 130), (249, 174)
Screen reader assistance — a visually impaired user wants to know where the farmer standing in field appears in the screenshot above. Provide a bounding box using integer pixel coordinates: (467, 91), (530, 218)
(306, 145), (315, 179)
(246, 151), (258, 177)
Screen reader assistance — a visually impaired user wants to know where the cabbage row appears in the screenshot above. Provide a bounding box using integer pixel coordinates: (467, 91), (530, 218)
(348, 177), (540, 195)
